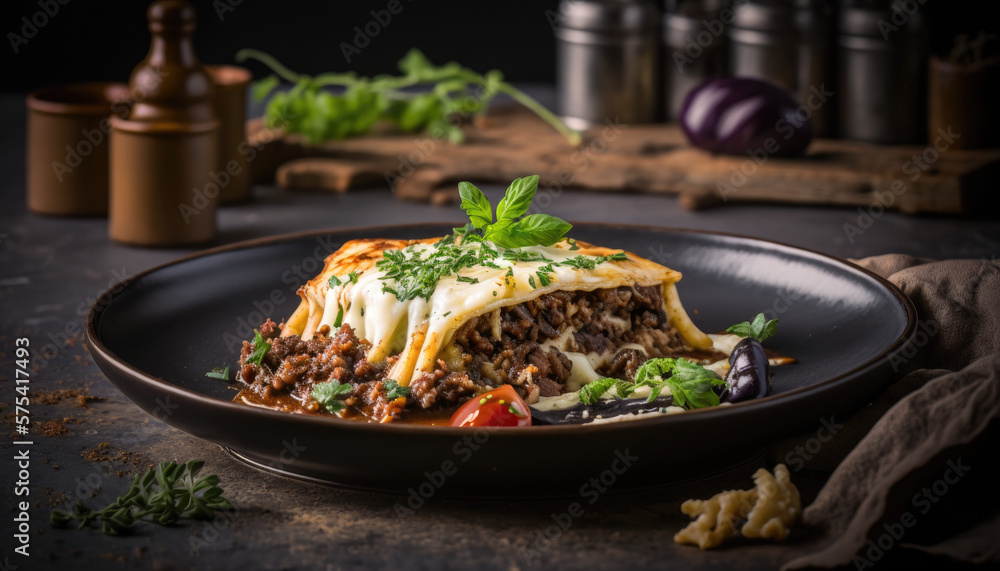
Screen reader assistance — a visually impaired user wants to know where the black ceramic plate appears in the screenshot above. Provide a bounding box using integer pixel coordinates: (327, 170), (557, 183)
(87, 224), (916, 497)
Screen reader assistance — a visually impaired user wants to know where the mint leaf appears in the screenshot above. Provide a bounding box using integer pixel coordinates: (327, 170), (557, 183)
(311, 380), (354, 414)
(726, 313), (779, 343)
(494, 175), (538, 225)
(579, 378), (617, 405)
(459, 182), (493, 230)
(493, 214), (572, 248)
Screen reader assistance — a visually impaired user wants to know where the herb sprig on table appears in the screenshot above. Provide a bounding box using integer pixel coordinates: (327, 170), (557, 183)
(50, 461), (231, 535)
(236, 49), (581, 146)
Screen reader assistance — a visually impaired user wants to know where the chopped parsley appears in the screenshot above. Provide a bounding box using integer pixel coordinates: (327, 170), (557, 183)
(578, 378), (618, 405)
(311, 380), (353, 414)
(369, 177), (629, 302)
(246, 331), (270, 366)
(205, 366), (229, 380)
(384, 379), (411, 400)
(328, 271), (360, 288)
(333, 306), (344, 327)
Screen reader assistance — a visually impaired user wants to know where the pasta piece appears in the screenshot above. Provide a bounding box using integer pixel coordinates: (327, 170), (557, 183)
(674, 464), (801, 549)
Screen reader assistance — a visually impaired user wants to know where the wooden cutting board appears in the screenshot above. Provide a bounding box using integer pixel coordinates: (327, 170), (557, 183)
(247, 104), (1000, 214)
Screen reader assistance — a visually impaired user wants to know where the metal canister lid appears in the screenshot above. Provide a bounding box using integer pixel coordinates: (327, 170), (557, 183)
(838, 3), (925, 38)
(558, 0), (659, 32)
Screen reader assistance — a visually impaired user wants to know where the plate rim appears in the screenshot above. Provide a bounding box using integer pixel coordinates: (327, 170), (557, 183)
(86, 222), (918, 436)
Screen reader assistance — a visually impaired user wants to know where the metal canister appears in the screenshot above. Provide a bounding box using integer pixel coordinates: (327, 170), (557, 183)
(837, 1), (927, 144)
(729, 0), (836, 137)
(662, 1), (730, 121)
(556, 0), (661, 130)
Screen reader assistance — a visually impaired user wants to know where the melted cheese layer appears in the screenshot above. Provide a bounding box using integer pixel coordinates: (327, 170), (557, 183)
(282, 237), (712, 387)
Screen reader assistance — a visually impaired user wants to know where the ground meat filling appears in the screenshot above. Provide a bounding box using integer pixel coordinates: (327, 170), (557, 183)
(238, 320), (398, 421)
(444, 285), (686, 404)
(239, 285), (687, 419)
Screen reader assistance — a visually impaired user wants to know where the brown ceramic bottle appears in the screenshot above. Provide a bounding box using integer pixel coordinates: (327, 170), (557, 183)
(109, 0), (219, 246)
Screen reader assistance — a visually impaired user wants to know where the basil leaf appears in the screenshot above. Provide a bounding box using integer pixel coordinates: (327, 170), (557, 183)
(578, 378), (617, 405)
(493, 214), (572, 248)
(725, 313), (779, 343)
(494, 175), (539, 225)
(459, 182), (494, 230)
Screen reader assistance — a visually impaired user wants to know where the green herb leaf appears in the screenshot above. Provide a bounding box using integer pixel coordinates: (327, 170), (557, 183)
(628, 357), (724, 409)
(311, 380), (354, 414)
(578, 378), (618, 405)
(494, 175), (538, 227)
(246, 331), (271, 366)
(384, 379), (411, 400)
(459, 182), (494, 230)
(493, 214), (573, 248)
(50, 460), (230, 535)
(328, 274), (342, 287)
(251, 75), (280, 102)
(333, 306), (344, 328)
(205, 366), (229, 381)
(726, 313), (779, 343)
(661, 359), (725, 409)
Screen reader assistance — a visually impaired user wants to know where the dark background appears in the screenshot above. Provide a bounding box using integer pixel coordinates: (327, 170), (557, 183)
(2, 0), (998, 93)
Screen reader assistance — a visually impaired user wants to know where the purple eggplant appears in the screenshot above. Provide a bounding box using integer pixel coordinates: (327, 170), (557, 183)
(679, 77), (812, 157)
(530, 396), (676, 425)
(719, 337), (771, 403)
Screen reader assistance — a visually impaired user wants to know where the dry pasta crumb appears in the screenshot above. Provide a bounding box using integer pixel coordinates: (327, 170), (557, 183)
(674, 464), (801, 549)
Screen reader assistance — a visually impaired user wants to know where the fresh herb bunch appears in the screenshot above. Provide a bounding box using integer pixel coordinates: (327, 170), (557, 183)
(236, 49), (581, 146)
(459, 175), (573, 249)
(50, 461), (231, 535)
(578, 358), (725, 409)
(726, 313), (779, 343)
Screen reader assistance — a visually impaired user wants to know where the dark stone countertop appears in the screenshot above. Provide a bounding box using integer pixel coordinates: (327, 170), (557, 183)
(1, 89), (999, 571)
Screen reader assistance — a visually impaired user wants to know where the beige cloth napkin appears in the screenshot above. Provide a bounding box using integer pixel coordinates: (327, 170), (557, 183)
(780, 255), (1000, 569)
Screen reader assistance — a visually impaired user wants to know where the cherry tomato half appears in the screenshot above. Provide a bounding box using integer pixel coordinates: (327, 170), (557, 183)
(449, 384), (532, 427)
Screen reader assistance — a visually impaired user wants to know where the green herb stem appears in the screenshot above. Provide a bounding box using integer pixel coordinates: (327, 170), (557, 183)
(496, 83), (582, 147)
